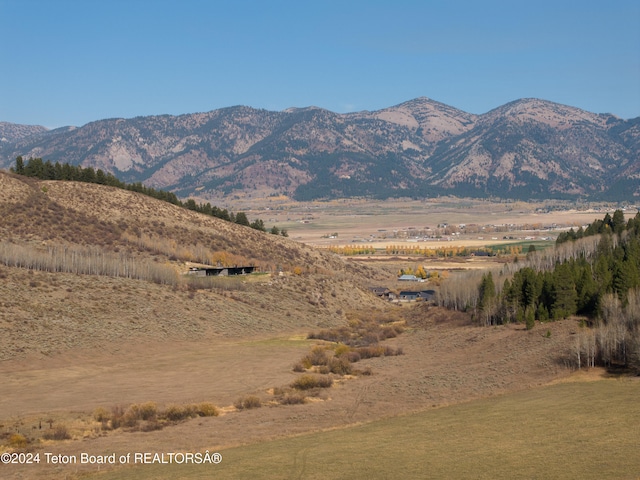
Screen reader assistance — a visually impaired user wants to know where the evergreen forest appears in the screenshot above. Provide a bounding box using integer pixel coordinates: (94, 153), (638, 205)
(473, 210), (640, 370)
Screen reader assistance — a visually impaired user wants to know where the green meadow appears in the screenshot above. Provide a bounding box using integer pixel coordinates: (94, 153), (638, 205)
(87, 378), (640, 480)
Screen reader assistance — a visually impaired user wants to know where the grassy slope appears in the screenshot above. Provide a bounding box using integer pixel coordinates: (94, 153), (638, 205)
(86, 378), (640, 480)
(0, 171), (379, 277)
(0, 171), (386, 359)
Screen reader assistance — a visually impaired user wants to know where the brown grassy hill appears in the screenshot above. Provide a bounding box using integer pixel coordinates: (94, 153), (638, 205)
(0, 171), (375, 273)
(0, 171), (386, 360)
(2, 171), (609, 480)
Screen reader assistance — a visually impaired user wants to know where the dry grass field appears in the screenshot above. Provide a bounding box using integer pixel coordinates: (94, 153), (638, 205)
(1, 308), (597, 479)
(231, 196), (636, 250)
(3, 311), (638, 479)
(1, 172), (638, 479)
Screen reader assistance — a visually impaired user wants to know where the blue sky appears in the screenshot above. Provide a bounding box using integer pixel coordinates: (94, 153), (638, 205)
(1, 0), (639, 128)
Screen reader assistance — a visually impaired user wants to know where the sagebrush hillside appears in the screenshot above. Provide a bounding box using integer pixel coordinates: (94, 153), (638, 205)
(0, 171), (385, 360)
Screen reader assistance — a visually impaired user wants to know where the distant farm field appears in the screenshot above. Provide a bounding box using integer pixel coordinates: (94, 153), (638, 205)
(85, 378), (640, 480)
(239, 197), (635, 249)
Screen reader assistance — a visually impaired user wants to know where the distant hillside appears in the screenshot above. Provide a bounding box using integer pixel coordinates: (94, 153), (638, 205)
(0, 171), (387, 359)
(1, 98), (638, 201)
(0, 171), (375, 276)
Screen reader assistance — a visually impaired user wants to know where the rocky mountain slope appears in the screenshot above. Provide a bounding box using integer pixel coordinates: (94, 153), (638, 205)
(1, 98), (638, 201)
(0, 121), (47, 143)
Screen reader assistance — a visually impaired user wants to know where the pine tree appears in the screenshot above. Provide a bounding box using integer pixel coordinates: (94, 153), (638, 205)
(612, 209), (626, 235)
(235, 212), (250, 226)
(250, 219), (265, 231)
(525, 307), (535, 330)
(81, 166), (96, 183)
(576, 262), (599, 314)
(24, 157), (44, 177)
(478, 272), (497, 325)
(15, 156), (25, 174)
(96, 169), (107, 184)
(521, 267), (540, 309)
(551, 263), (578, 319)
(42, 160), (56, 180)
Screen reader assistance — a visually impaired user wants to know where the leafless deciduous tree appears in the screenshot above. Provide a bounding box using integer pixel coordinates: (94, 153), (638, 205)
(595, 289), (640, 370)
(0, 240), (178, 285)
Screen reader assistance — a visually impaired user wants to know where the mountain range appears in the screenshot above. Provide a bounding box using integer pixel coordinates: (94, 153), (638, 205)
(1, 98), (638, 201)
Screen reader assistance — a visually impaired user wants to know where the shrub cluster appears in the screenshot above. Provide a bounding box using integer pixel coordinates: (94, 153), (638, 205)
(234, 395), (262, 410)
(301, 346), (331, 368)
(94, 401), (218, 432)
(192, 402), (220, 417)
(291, 374), (333, 390)
(308, 321), (404, 347)
(278, 392), (308, 405)
(353, 345), (404, 359)
(270, 386), (312, 405)
(297, 315), (405, 378)
(42, 425), (71, 441)
(8, 433), (28, 448)
(161, 404), (195, 422)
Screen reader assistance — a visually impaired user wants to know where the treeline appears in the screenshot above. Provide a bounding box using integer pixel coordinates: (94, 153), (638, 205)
(10, 157), (287, 236)
(467, 210), (640, 370)
(398, 265), (430, 280)
(385, 245), (498, 257)
(0, 239), (250, 290)
(0, 240), (178, 286)
(384, 245), (507, 257)
(327, 245), (377, 256)
(325, 244), (510, 258)
(473, 211), (640, 325)
(556, 209), (626, 244)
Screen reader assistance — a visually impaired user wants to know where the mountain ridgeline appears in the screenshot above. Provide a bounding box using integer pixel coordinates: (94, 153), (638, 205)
(1, 98), (638, 201)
